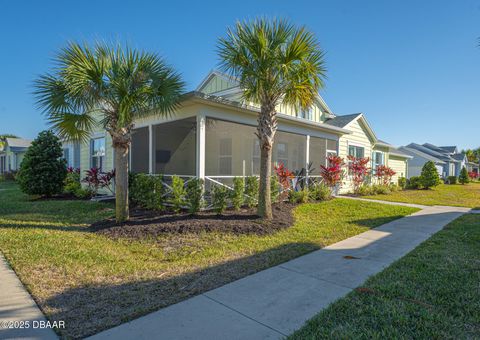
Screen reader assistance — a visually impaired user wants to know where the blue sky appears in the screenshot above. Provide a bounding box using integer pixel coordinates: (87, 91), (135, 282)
(0, 0), (479, 149)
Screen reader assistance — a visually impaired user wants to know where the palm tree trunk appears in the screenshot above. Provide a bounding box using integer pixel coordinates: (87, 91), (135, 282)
(114, 143), (129, 223)
(257, 103), (276, 219)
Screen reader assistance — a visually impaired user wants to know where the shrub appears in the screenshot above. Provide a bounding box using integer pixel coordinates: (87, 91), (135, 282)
(459, 167), (469, 185)
(389, 183), (399, 192)
(407, 176), (422, 189)
(64, 168), (81, 195)
(244, 176), (259, 208)
(398, 177), (407, 189)
(17, 130), (67, 197)
(373, 184), (391, 195)
(83, 167), (115, 196)
(447, 176), (457, 185)
(375, 165), (396, 185)
(230, 177), (245, 210)
(468, 171), (478, 180)
(129, 174), (164, 210)
(170, 176), (186, 213)
(420, 161), (441, 189)
(274, 163), (294, 199)
(320, 155), (344, 191)
(357, 184), (373, 196)
(74, 187), (95, 199)
(289, 189), (309, 204)
(347, 156), (371, 194)
(270, 175), (280, 203)
(309, 182), (331, 201)
(186, 178), (204, 214)
(212, 185), (229, 214)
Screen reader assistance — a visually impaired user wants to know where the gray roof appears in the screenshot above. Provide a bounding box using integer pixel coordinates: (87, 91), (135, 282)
(389, 148), (413, 158)
(324, 113), (362, 128)
(452, 153), (466, 161)
(407, 143), (454, 162)
(6, 137), (31, 148)
(439, 146), (457, 153)
(399, 146), (446, 164)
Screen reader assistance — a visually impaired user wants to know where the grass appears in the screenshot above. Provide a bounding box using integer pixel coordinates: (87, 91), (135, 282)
(363, 182), (480, 208)
(290, 213), (480, 339)
(0, 181), (418, 339)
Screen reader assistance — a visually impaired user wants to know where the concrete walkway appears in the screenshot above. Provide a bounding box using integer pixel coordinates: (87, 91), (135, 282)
(0, 255), (57, 340)
(88, 205), (468, 340)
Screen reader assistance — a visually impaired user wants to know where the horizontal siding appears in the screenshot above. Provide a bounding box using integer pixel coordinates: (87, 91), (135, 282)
(338, 119), (373, 193)
(388, 156), (407, 183)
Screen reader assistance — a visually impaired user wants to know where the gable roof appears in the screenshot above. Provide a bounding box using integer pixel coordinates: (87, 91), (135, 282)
(407, 143), (454, 162)
(399, 146), (446, 164)
(452, 153), (467, 161)
(324, 113), (362, 128)
(6, 137), (31, 148)
(439, 146), (457, 153)
(196, 70), (334, 115)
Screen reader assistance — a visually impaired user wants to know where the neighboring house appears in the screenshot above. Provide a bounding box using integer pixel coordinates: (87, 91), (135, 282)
(400, 142), (473, 178)
(0, 138), (32, 174)
(77, 70), (410, 194)
(62, 141), (81, 168)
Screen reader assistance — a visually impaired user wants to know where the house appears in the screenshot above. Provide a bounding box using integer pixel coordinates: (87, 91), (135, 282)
(77, 71), (410, 193)
(400, 142), (472, 178)
(0, 137), (32, 174)
(62, 141), (81, 169)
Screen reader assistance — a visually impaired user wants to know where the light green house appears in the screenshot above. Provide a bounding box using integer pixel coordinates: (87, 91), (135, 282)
(0, 138), (32, 174)
(76, 71), (410, 193)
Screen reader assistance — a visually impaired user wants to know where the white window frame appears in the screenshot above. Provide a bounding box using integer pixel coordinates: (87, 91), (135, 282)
(372, 151), (384, 173)
(90, 137), (106, 171)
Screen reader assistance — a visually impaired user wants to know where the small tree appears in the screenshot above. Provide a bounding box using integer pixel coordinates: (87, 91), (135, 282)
(17, 130), (67, 197)
(459, 166), (469, 185)
(319, 155), (344, 195)
(420, 161), (441, 189)
(347, 156), (371, 194)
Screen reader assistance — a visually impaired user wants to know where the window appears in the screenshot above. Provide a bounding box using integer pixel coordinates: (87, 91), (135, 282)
(63, 148), (70, 166)
(218, 138), (232, 175)
(298, 107), (312, 120)
(90, 137), (105, 171)
(372, 151), (384, 172)
(348, 145), (365, 158)
(277, 142), (288, 167)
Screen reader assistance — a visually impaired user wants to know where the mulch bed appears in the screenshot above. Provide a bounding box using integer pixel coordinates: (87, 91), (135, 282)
(91, 202), (295, 239)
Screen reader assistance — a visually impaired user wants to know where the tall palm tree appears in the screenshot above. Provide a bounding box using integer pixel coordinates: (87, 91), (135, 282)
(34, 42), (184, 222)
(217, 19), (326, 219)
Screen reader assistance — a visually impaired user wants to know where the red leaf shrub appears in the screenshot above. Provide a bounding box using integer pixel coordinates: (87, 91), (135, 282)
(83, 167), (115, 195)
(468, 171), (478, 180)
(319, 155), (345, 190)
(375, 165), (396, 185)
(274, 163), (294, 198)
(347, 156), (371, 193)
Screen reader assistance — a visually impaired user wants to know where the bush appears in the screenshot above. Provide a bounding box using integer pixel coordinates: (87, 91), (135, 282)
(129, 174), (164, 210)
(270, 175), (280, 203)
(186, 178), (204, 214)
(373, 184), (391, 195)
(74, 187), (95, 199)
(230, 177), (245, 210)
(407, 176), (422, 189)
(420, 161), (441, 189)
(64, 168), (81, 195)
(212, 185), (229, 214)
(357, 185), (373, 196)
(309, 182), (331, 201)
(459, 167), (469, 185)
(17, 130), (67, 197)
(170, 176), (186, 213)
(398, 177), (407, 189)
(389, 183), (399, 192)
(244, 176), (259, 208)
(289, 189), (309, 204)
(447, 176), (458, 185)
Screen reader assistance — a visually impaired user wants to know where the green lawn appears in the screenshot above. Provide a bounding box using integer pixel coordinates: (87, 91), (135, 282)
(0, 181), (418, 339)
(290, 213), (480, 339)
(363, 182), (480, 208)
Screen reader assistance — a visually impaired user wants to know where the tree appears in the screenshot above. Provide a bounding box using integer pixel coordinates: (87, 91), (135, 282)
(17, 130), (67, 197)
(217, 18), (326, 219)
(34, 42), (184, 222)
(420, 161), (441, 189)
(459, 166), (469, 184)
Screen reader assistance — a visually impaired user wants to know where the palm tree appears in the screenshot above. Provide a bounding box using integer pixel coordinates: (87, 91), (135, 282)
(217, 19), (326, 219)
(34, 42), (185, 222)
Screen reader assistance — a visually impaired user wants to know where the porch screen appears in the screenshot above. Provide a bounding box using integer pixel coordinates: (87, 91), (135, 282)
(131, 127), (149, 173)
(153, 117), (196, 175)
(205, 118), (311, 176)
(309, 136), (327, 175)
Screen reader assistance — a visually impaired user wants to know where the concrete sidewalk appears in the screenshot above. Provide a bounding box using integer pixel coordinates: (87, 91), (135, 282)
(0, 255), (57, 340)
(88, 205), (467, 340)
